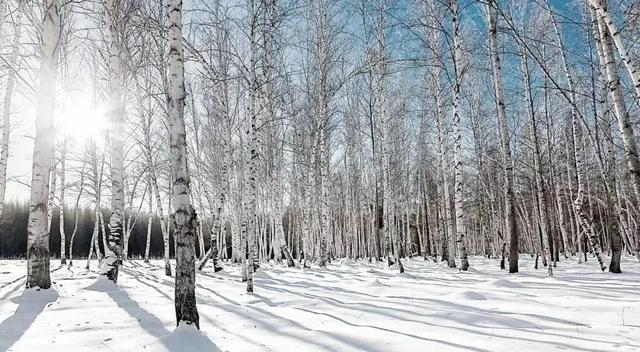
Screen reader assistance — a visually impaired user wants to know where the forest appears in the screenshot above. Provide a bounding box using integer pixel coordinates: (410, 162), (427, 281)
(1, 0), (640, 351)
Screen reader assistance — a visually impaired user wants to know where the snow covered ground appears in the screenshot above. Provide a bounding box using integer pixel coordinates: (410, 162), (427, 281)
(1, 256), (639, 352)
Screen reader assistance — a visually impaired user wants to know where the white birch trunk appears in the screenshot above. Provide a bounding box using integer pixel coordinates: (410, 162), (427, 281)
(451, 0), (468, 271)
(592, 5), (640, 207)
(148, 149), (171, 275)
(58, 144), (67, 264)
(144, 175), (153, 263)
(244, 0), (261, 292)
(520, 49), (552, 276)
(68, 161), (86, 266)
(27, 0), (60, 289)
(587, 0), (640, 102)
(168, 0), (199, 327)
(102, 0), (125, 282)
(0, 0), (24, 219)
(486, 0), (518, 273)
(47, 159), (56, 237)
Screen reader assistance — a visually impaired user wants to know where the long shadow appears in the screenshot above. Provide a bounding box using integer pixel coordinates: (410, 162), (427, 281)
(259, 282), (626, 350)
(196, 284), (377, 352)
(0, 275), (26, 290)
(86, 280), (219, 351)
(0, 288), (58, 351)
(126, 270), (173, 301)
(0, 277), (26, 301)
(123, 266), (174, 288)
(295, 306), (490, 352)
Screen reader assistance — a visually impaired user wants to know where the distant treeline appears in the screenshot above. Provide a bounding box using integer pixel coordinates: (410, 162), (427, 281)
(0, 201), (194, 259)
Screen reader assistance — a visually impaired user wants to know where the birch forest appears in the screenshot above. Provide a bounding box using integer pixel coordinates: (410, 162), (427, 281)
(1, 0), (640, 350)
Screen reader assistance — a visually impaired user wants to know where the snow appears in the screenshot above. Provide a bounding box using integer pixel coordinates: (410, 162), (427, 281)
(1, 256), (640, 351)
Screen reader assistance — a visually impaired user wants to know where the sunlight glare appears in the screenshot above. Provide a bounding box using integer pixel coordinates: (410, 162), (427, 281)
(56, 90), (107, 145)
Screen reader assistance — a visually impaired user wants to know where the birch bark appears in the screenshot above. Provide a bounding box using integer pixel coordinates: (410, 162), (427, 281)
(102, 0), (125, 282)
(486, 0), (518, 273)
(587, 0), (640, 102)
(27, 0), (60, 289)
(0, 0), (24, 219)
(58, 142), (67, 264)
(450, 0), (468, 270)
(168, 0), (199, 327)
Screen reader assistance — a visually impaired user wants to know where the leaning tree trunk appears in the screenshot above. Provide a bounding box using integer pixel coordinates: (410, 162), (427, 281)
(592, 5), (638, 268)
(546, 0), (606, 271)
(592, 3), (640, 189)
(0, 0), (24, 220)
(102, 0), (125, 283)
(486, 0), (518, 273)
(68, 159), (86, 266)
(86, 203), (101, 270)
(26, 0), (60, 290)
(196, 139), (226, 272)
(587, 0), (640, 103)
(168, 0), (199, 328)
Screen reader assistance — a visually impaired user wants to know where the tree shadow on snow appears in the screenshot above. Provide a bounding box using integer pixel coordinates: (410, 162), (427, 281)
(86, 278), (219, 351)
(0, 288), (58, 351)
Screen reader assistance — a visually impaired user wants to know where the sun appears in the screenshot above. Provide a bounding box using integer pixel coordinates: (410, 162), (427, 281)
(56, 89), (108, 145)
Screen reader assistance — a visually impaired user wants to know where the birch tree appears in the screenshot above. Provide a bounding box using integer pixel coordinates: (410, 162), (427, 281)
(58, 141), (67, 264)
(26, 0), (61, 289)
(0, 0), (24, 220)
(450, 0), (468, 271)
(486, 0), (518, 273)
(102, 0), (125, 283)
(168, 0), (199, 328)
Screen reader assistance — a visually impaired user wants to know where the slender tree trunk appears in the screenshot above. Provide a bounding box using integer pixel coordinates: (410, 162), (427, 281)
(102, 0), (125, 283)
(451, 0), (468, 270)
(58, 143), (67, 264)
(47, 159), (56, 234)
(150, 161), (171, 275)
(144, 176), (153, 263)
(68, 160), (86, 266)
(244, 0), (260, 292)
(486, 0), (518, 273)
(0, 0), (24, 219)
(86, 204), (101, 270)
(521, 48), (552, 276)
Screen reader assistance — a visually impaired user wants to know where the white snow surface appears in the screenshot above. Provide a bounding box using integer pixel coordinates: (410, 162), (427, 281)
(1, 256), (639, 351)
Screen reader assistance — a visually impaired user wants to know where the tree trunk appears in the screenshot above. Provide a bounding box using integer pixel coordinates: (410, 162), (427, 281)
(168, 0), (199, 328)
(102, 0), (125, 283)
(26, 0), (60, 290)
(0, 0), (24, 219)
(68, 160), (86, 266)
(451, 0), (468, 271)
(58, 143), (67, 264)
(144, 176), (153, 263)
(486, 0), (518, 273)
(588, 0), (640, 102)
(520, 48), (552, 276)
